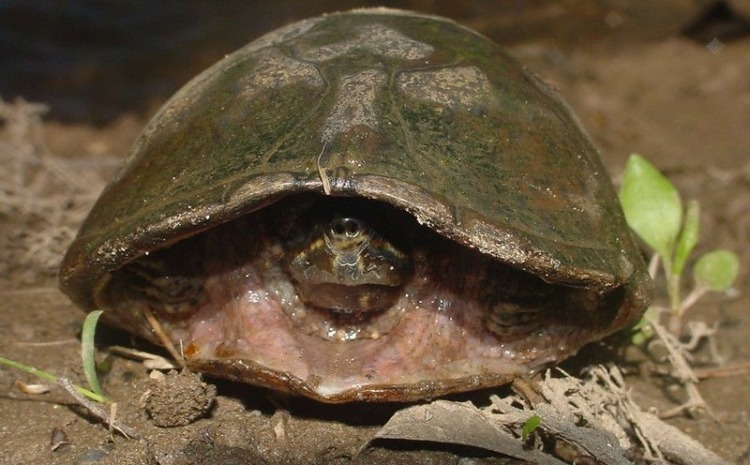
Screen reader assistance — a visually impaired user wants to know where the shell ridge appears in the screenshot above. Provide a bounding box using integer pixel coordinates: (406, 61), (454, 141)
(59, 9), (652, 403)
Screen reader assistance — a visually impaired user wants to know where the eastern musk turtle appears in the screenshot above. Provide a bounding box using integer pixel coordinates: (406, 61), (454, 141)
(60, 8), (652, 402)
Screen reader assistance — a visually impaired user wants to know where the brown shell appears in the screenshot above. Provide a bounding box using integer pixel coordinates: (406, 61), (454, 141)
(59, 8), (651, 400)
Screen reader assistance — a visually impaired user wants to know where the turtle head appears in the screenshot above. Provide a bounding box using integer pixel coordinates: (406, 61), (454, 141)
(284, 214), (412, 316)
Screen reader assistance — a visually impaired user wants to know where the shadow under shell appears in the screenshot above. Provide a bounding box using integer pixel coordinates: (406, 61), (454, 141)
(101, 194), (622, 402)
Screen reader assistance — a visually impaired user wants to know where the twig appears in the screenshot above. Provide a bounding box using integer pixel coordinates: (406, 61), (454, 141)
(143, 307), (185, 367)
(12, 339), (79, 347)
(646, 316), (716, 420)
(647, 254), (660, 280)
(692, 362), (750, 379)
(316, 142), (331, 195)
(108, 345), (178, 370)
(686, 321), (725, 365)
(58, 377), (139, 439)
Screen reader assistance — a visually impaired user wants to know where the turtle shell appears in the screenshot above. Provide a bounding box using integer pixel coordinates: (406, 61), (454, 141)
(59, 8), (651, 402)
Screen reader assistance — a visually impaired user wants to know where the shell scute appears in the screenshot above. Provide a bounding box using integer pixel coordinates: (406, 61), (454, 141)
(60, 9), (651, 402)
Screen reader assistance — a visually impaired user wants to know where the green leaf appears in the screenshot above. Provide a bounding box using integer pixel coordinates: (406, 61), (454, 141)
(694, 250), (739, 291)
(521, 414), (542, 441)
(673, 200), (700, 277)
(629, 315), (655, 346)
(81, 310), (107, 401)
(619, 154), (683, 260)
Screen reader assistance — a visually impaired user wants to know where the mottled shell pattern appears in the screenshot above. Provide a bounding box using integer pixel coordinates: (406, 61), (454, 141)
(60, 8), (651, 402)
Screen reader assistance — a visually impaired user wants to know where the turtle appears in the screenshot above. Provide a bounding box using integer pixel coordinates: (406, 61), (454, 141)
(59, 8), (652, 403)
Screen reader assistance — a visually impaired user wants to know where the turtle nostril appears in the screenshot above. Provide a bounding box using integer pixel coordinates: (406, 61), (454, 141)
(344, 218), (360, 236)
(330, 218), (361, 238)
(331, 220), (346, 236)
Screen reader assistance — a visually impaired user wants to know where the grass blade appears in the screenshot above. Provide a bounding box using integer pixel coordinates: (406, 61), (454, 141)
(0, 355), (106, 403)
(81, 310), (107, 402)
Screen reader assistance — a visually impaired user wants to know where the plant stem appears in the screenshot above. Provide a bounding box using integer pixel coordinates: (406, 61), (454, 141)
(678, 285), (708, 319)
(667, 271), (681, 314)
(0, 355), (107, 403)
(665, 261), (684, 334)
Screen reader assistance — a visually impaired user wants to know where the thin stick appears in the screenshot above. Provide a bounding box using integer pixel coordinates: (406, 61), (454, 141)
(316, 142), (331, 195)
(108, 345), (177, 369)
(12, 339), (79, 347)
(647, 316), (717, 420)
(648, 254), (660, 280)
(143, 307), (184, 367)
(58, 377), (139, 439)
(692, 362), (750, 379)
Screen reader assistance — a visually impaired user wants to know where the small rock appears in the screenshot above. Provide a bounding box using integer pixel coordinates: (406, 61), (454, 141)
(50, 427), (69, 451)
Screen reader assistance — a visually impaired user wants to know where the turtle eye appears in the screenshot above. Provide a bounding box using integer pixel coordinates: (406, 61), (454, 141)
(329, 217), (362, 238)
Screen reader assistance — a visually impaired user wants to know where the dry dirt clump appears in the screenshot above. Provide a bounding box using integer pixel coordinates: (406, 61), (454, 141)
(144, 370), (217, 427)
(0, 98), (110, 286)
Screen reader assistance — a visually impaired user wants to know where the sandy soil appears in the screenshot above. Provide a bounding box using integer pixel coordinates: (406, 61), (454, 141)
(1, 3), (749, 464)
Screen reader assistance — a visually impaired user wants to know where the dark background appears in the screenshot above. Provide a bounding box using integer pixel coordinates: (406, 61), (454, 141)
(1, 0), (747, 124)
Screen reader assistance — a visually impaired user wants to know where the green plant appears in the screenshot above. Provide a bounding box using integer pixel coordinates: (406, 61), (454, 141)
(80, 310), (108, 401)
(0, 310), (108, 403)
(521, 414), (542, 442)
(0, 310), (142, 436)
(618, 154), (739, 334)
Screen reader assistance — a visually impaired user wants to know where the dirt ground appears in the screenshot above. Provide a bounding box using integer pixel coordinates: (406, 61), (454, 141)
(1, 2), (749, 464)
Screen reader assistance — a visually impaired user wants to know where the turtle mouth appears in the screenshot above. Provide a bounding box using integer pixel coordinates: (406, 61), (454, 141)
(102, 195), (620, 402)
